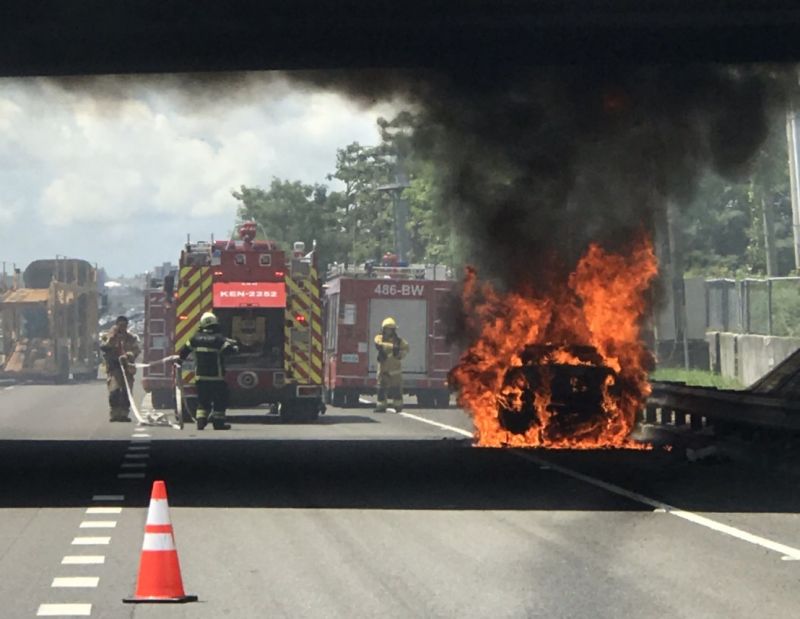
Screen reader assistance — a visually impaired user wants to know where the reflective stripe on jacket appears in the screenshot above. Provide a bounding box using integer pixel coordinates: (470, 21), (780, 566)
(180, 330), (238, 380)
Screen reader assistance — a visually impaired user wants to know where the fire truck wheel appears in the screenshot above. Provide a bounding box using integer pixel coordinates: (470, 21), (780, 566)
(152, 389), (176, 409)
(280, 400), (321, 423)
(331, 389), (346, 408)
(416, 392), (435, 408)
(176, 397), (197, 423)
(433, 390), (452, 408)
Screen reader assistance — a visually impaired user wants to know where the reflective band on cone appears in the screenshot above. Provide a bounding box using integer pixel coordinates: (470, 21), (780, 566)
(123, 480), (198, 604)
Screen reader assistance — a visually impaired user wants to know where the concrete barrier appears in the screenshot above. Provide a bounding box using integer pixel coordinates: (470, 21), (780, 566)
(710, 331), (800, 386)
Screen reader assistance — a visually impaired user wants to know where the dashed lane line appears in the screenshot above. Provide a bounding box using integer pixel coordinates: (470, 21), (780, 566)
(85, 507), (121, 515)
(51, 577), (99, 588)
(399, 412), (800, 561)
(117, 472), (146, 479)
(78, 521), (117, 529)
(123, 453), (150, 459)
(61, 556), (105, 565)
(91, 495), (124, 502)
(120, 462), (147, 469)
(37, 603), (92, 616)
(71, 537), (110, 546)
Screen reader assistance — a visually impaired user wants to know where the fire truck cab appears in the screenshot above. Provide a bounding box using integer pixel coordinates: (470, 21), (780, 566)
(323, 261), (458, 408)
(144, 222), (325, 423)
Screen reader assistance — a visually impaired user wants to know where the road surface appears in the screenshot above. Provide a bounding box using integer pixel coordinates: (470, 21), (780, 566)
(1, 380), (799, 618)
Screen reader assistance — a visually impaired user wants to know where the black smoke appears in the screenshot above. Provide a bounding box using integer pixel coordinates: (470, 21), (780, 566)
(289, 65), (791, 290)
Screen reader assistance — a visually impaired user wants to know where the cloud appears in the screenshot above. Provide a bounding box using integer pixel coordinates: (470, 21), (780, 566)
(0, 73), (397, 274)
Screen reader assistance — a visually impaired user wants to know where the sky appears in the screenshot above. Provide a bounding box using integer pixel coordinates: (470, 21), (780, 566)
(0, 73), (397, 278)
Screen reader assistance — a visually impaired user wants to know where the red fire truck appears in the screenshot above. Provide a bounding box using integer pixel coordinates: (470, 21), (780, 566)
(142, 222), (325, 422)
(323, 262), (458, 408)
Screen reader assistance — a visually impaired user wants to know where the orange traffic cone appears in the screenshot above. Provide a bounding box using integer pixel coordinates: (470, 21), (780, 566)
(123, 480), (198, 603)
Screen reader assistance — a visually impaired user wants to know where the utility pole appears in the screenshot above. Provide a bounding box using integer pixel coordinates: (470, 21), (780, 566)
(377, 156), (411, 263)
(786, 108), (800, 271)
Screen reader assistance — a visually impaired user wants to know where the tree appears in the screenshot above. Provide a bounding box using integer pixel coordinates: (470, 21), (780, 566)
(680, 114), (794, 277)
(232, 179), (346, 271)
(327, 142), (395, 265)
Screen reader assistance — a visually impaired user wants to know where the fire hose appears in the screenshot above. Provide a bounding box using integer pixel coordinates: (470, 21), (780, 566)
(118, 354), (183, 429)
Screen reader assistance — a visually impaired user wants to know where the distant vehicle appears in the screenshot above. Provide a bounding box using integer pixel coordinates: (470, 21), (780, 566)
(141, 221), (325, 422)
(322, 260), (459, 408)
(0, 259), (100, 382)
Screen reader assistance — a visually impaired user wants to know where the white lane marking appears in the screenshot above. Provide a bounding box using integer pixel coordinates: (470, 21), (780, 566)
(92, 494), (124, 501)
(71, 537), (110, 545)
(117, 473), (145, 479)
(62, 555), (105, 565)
(86, 507), (121, 515)
(4, 386), (14, 391)
(128, 445), (150, 451)
(400, 412), (800, 561)
(37, 603), (92, 616)
(124, 453), (150, 459)
(132, 433), (151, 438)
(52, 577), (99, 588)
(79, 521), (116, 529)
(398, 412), (474, 438)
(120, 462), (147, 469)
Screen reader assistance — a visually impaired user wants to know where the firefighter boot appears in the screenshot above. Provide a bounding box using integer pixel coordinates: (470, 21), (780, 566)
(212, 412), (231, 430)
(196, 410), (208, 431)
(374, 401), (387, 413)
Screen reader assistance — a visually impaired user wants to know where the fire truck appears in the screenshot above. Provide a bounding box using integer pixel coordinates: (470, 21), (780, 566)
(323, 259), (458, 408)
(141, 222), (325, 422)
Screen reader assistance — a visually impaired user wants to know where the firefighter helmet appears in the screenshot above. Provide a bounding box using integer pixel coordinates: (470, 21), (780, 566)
(199, 312), (218, 329)
(382, 317), (397, 329)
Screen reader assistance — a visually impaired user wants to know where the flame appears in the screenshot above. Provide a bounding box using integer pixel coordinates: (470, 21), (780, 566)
(451, 235), (658, 449)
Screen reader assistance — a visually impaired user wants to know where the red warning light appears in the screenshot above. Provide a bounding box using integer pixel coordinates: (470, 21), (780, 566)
(295, 314), (307, 324)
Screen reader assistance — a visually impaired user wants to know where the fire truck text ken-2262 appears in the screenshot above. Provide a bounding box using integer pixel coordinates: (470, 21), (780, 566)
(373, 283), (426, 297)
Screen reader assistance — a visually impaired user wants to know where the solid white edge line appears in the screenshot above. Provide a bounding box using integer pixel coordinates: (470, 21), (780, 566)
(399, 411), (800, 561)
(37, 603), (92, 616)
(62, 555), (105, 565)
(92, 495), (124, 501)
(51, 577), (100, 588)
(398, 412), (473, 438)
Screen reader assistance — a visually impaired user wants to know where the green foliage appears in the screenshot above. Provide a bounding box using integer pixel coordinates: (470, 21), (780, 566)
(232, 111), (459, 273)
(682, 115), (794, 277)
(232, 179), (345, 270)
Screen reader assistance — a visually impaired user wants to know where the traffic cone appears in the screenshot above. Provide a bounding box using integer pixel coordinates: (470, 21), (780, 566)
(123, 480), (198, 603)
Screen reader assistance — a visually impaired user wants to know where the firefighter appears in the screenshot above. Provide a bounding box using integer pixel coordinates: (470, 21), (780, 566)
(373, 317), (409, 412)
(178, 311), (239, 430)
(99, 315), (141, 422)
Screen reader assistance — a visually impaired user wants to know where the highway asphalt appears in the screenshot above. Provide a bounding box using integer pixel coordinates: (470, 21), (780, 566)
(1, 380), (799, 618)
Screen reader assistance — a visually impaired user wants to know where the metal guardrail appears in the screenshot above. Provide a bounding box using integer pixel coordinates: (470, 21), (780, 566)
(646, 381), (800, 432)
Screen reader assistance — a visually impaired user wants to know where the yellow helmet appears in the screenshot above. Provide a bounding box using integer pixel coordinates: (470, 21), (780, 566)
(199, 312), (218, 329)
(381, 317), (397, 329)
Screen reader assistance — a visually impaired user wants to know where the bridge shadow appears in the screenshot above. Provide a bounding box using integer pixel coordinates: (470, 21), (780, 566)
(1, 438), (800, 515)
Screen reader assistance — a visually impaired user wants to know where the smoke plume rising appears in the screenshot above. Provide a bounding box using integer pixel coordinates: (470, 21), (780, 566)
(289, 65), (792, 291)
